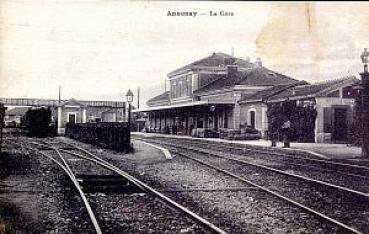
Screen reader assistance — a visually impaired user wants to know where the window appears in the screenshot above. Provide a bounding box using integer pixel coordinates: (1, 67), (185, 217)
(178, 81), (183, 97)
(171, 76), (193, 99)
(187, 76), (192, 95)
(171, 81), (176, 98)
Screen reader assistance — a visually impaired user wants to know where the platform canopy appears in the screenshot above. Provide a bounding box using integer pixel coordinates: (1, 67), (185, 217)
(133, 100), (234, 112)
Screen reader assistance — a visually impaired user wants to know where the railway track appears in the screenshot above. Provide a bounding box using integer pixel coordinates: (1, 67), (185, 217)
(135, 136), (369, 193)
(135, 137), (369, 234)
(134, 136), (369, 170)
(5, 138), (227, 234)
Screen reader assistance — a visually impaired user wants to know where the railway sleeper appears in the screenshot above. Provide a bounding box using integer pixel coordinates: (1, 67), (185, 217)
(73, 174), (144, 194)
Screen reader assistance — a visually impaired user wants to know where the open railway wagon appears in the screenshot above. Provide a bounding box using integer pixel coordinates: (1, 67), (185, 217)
(65, 122), (130, 152)
(24, 107), (55, 138)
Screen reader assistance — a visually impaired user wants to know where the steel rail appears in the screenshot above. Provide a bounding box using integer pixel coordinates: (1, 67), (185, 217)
(157, 138), (369, 186)
(142, 137), (369, 184)
(45, 141), (229, 234)
(34, 137), (365, 234)
(134, 138), (364, 234)
(241, 155), (369, 180)
(7, 140), (103, 234)
(168, 149), (364, 234)
(137, 136), (369, 171)
(137, 137), (369, 180)
(142, 139), (369, 197)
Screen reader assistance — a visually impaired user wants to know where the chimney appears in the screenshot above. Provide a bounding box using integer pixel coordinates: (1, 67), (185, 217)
(227, 64), (238, 77)
(255, 57), (262, 67)
(224, 57), (236, 66)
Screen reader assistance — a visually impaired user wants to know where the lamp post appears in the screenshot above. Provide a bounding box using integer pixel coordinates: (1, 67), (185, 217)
(126, 89), (134, 152)
(359, 48), (369, 157)
(210, 105), (216, 130)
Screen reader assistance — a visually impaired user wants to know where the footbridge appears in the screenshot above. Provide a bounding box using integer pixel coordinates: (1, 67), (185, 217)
(0, 97), (125, 108)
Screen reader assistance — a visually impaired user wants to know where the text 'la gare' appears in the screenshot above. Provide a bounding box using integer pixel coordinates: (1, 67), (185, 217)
(210, 11), (234, 16)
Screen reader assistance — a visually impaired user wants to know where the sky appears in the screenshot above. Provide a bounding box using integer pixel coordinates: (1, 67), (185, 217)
(1, 1), (369, 108)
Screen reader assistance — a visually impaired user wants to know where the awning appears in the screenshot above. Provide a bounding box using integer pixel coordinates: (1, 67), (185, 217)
(133, 100), (234, 112)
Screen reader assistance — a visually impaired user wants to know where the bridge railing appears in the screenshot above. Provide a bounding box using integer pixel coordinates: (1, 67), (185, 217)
(65, 122), (130, 152)
(0, 97), (126, 108)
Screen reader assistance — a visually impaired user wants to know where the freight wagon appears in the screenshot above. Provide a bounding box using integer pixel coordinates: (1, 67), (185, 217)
(24, 107), (55, 137)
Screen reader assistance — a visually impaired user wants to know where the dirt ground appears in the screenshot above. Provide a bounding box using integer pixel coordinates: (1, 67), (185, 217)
(0, 142), (91, 234)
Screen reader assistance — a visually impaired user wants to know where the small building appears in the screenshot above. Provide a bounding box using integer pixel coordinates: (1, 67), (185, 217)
(54, 98), (127, 134)
(56, 98), (87, 134)
(241, 76), (359, 143)
(0, 97), (127, 135)
(4, 107), (30, 127)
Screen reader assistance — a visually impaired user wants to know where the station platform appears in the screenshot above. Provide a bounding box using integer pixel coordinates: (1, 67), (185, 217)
(132, 132), (363, 161)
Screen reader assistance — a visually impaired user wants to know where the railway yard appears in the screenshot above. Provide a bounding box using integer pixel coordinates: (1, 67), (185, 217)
(1, 134), (369, 234)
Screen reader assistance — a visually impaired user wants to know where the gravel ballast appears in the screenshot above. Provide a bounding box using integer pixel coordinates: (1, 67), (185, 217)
(57, 137), (346, 234)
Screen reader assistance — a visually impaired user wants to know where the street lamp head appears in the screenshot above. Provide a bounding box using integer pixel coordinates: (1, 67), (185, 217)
(126, 89), (134, 104)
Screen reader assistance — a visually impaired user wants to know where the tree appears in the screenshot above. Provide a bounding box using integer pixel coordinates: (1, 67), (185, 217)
(267, 100), (317, 142)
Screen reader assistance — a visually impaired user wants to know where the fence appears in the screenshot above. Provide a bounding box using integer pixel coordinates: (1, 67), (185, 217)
(0, 103), (7, 153)
(65, 122), (130, 152)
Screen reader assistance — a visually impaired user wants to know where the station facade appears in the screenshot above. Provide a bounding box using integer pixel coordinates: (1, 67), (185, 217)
(140, 52), (359, 143)
(140, 53), (298, 136)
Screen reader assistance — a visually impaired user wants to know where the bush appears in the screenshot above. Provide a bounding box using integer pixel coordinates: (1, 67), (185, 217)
(267, 101), (317, 143)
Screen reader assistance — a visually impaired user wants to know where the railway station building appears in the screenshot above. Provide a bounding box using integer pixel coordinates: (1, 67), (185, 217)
(140, 52), (298, 137)
(139, 52), (359, 143)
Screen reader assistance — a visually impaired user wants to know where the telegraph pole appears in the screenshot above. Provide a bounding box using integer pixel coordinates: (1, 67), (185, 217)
(58, 85), (61, 104)
(137, 86), (140, 110)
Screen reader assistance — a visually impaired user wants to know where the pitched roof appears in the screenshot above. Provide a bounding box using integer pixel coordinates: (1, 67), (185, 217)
(5, 107), (30, 116)
(167, 52), (253, 77)
(194, 67), (299, 95)
(57, 98), (85, 107)
(147, 91), (170, 105)
(267, 76), (359, 102)
(240, 80), (309, 103)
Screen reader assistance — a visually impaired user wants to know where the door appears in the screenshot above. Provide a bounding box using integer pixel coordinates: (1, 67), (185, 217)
(68, 113), (76, 125)
(250, 111), (256, 129)
(333, 108), (348, 142)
